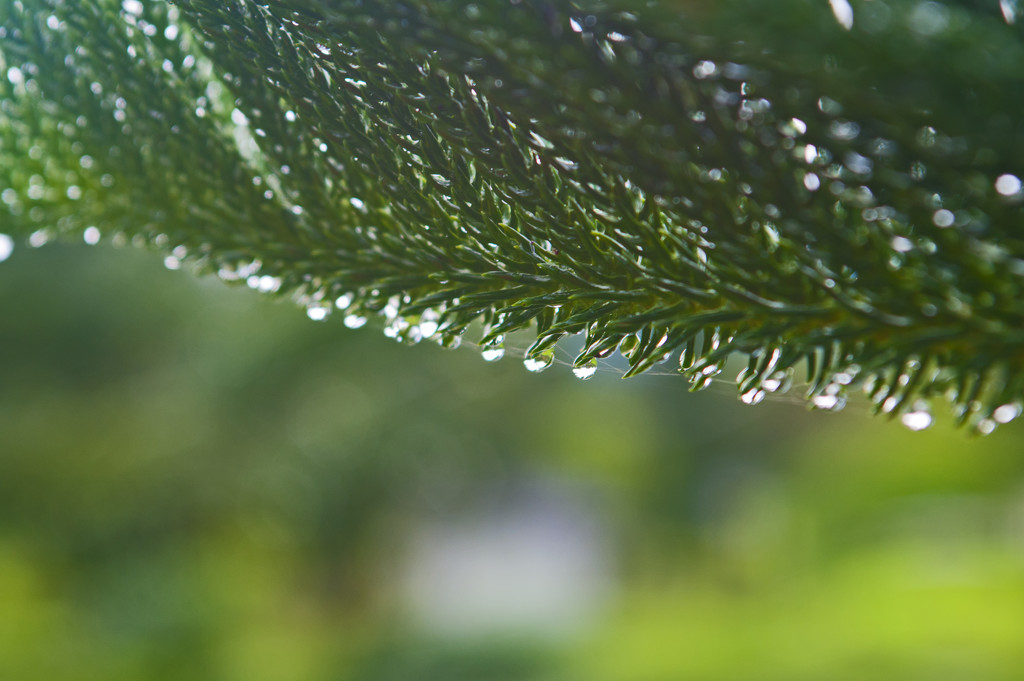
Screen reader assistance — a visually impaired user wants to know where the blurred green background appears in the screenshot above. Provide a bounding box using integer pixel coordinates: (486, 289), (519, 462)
(1, 240), (1023, 681)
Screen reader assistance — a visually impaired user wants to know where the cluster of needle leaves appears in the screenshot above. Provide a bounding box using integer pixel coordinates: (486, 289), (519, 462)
(2, 0), (1024, 432)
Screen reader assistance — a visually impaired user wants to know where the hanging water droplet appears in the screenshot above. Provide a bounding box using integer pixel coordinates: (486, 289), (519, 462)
(976, 419), (997, 435)
(689, 375), (713, 391)
(439, 333), (462, 350)
(572, 361), (598, 380)
(257, 275), (280, 293)
(829, 0), (854, 30)
(335, 293), (353, 309)
(524, 351), (555, 373)
(701, 362), (721, 377)
(995, 173), (1022, 197)
(83, 226), (101, 245)
(307, 305), (330, 322)
(901, 402), (933, 431)
(418, 319), (439, 338)
(891, 236), (914, 252)
(1001, 0), (1019, 24)
(343, 313), (367, 328)
(993, 402), (1022, 424)
(481, 335), (506, 362)
(481, 346), (505, 362)
(0, 233), (13, 263)
(740, 388), (766, 405)
(908, 1), (950, 36)
(812, 394), (847, 411)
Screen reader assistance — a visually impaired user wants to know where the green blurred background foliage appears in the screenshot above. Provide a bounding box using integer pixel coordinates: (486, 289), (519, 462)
(3, 0), (1024, 678)
(2, 242), (1024, 680)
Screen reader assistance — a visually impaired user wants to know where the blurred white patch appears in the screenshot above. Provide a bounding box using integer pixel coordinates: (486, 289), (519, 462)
(830, 0), (855, 30)
(0, 233), (13, 262)
(401, 480), (612, 638)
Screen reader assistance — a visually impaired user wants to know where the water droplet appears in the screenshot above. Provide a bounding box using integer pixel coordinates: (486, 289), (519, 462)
(901, 406), (933, 431)
(908, 1), (950, 36)
(418, 320), (439, 338)
(439, 334), (462, 350)
(829, 120), (860, 141)
(762, 370), (794, 394)
(804, 173), (821, 191)
(976, 419), (997, 435)
(689, 375), (713, 391)
(891, 236), (913, 252)
(996, 174), (1022, 197)
(932, 209), (955, 228)
(812, 394), (847, 411)
(307, 305), (330, 322)
(0, 233), (13, 263)
(122, 0), (143, 17)
(343, 314), (367, 328)
(523, 352), (554, 373)
(740, 388), (766, 405)
(28, 230), (49, 248)
(7, 66), (24, 86)
(572, 361), (598, 380)
(1001, 0), (1019, 24)
(481, 347), (505, 362)
(692, 60), (717, 80)
(335, 293), (353, 309)
(830, 0), (854, 30)
(257, 275), (280, 293)
(993, 403), (1022, 424)
(83, 226), (101, 245)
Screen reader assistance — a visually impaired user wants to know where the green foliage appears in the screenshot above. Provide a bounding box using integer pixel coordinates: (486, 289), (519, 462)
(2, 0), (1024, 431)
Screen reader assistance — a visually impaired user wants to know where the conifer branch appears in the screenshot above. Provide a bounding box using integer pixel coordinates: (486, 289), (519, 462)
(2, 0), (1023, 432)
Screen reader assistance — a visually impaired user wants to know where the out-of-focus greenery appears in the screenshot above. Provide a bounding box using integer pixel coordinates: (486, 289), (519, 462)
(2, 242), (1023, 680)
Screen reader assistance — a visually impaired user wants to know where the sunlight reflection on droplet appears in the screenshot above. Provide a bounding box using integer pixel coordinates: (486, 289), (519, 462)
(993, 403), (1022, 424)
(740, 388), (766, 405)
(1001, 0), (1019, 24)
(573, 361), (598, 380)
(524, 352), (554, 373)
(307, 307), (328, 322)
(995, 173), (1022, 196)
(122, 0), (143, 17)
(932, 209), (955, 228)
(343, 314), (367, 328)
(830, 0), (854, 30)
(0, 233), (13, 263)
(891, 236), (913, 252)
(83, 227), (101, 245)
(29, 230), (50, 248)
(901, 409), (933, 431)
(481, 347), (505, 362)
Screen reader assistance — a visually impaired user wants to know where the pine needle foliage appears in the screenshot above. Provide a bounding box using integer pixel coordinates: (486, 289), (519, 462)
(2, 0), (1024, 433)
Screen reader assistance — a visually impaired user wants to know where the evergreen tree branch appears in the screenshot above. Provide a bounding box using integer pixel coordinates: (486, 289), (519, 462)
(2, 0), (1023, 432)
